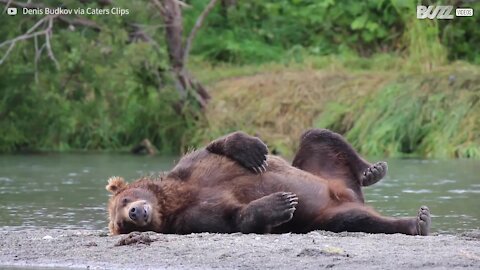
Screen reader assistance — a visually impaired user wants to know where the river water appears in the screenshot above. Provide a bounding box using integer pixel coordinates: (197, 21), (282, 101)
(0, 154), (478, 234)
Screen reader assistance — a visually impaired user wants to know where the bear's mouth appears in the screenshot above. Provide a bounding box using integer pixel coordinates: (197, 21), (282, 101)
(143, 204), (151, 223)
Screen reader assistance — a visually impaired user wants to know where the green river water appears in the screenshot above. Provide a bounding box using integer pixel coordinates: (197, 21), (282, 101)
(0, 154), (478, 234)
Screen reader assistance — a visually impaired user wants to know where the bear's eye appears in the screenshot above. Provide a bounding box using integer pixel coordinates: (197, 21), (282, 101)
(121, 198), (129, 205)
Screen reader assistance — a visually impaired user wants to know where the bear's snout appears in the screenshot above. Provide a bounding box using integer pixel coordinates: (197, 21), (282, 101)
(129, 206), (144, 221)
(127, 201), (151, 224)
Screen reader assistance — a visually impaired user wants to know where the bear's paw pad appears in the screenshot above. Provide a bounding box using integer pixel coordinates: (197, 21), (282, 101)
(416, 206), (431, 236)
(269, 192), (298, 226)
(360, 161), (387, 186)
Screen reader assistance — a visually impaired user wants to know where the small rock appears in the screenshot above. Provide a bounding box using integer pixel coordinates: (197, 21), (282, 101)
(448, 75), (456, 85)
(322, 246), (345, 255)
(297, 248), (323, 257)
(297, 246), (348, 257)
(42, 235), (54, 240)
(98, 232), (109, 237)
(85, 242), (98, 247)
(461, 230), (480, 239)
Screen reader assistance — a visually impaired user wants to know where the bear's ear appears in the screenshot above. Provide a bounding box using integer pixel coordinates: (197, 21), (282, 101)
(106, 176), (127, 194)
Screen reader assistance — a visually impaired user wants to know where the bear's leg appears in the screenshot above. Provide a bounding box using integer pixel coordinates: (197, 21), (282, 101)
(292, 129), (387, 200)
(237, 192), (298, 233)
(207, 131), (268, 174)
(317, 203), (431, 235)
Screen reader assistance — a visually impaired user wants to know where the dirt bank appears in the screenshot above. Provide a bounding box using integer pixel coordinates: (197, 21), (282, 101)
(0, 229), (479, 269)
(199, 64), (480, 158)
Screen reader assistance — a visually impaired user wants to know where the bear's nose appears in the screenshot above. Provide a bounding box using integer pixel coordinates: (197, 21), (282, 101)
(129, 206), (141, 221)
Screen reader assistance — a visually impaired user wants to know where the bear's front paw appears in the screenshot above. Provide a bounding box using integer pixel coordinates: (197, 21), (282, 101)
(268, 192), (298, 226)
(225, 133), (269, 174)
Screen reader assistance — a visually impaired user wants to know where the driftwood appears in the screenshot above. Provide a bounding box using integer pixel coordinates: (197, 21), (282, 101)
(131, 139), (158, 155)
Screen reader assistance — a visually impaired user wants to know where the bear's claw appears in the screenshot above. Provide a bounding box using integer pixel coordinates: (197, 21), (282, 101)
(269, 192), (298, 226)
(227, 136), (269, 174)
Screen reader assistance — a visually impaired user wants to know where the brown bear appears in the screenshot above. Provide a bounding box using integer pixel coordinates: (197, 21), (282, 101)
(106, 129), (431, 235)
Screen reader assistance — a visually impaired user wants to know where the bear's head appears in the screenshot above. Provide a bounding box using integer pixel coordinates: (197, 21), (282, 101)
(106, 176), (161, 235)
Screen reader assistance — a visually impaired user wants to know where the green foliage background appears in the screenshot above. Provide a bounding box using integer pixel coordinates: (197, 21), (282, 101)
(0, 0), (479, 156)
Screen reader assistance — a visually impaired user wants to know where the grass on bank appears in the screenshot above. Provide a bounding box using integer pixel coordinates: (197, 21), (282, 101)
(189, 55), (480, 159)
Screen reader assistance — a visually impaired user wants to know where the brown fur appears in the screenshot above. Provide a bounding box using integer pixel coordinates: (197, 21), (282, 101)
(107, 129), (431, 236)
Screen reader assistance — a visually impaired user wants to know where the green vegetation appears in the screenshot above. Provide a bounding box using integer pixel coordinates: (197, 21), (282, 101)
(0, 0), (479, 158)
(315, 63), (480, 158)
(193, 58), (480, 159)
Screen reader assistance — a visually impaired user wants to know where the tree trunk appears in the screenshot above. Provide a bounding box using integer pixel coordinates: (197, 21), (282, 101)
(160, 0), (212, 109)
(162, 0), (187, 98)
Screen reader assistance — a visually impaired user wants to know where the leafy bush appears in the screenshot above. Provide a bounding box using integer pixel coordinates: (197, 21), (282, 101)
(0, 0), (194, 153)
(187, 0), (479, 64)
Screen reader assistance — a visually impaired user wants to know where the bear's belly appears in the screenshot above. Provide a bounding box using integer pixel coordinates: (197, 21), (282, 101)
(227, 164), (333, 218)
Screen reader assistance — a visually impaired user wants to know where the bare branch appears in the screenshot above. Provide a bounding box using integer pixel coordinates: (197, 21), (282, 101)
(0, 15), (59, 68)
(0, 15), (50, 49)
(0, 42), (15, 65)
(33, 35), (47, 83)
(26, 16), (50, 35)
(57, 16), (101, 30)
(0, 19), (50, 65)
(176, 0), (190, 8)
(45, 16), (60, 69)
(1, 0), (13, 13)
(150, 0), (165, 15)
(182, 0), (218, 68)
(34, 35), (39, 82)
(0, 0), (43, 9)
(0, 0), (102, 68)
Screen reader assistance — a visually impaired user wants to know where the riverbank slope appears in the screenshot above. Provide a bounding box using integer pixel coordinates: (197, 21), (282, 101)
(194, 60), (480, 159)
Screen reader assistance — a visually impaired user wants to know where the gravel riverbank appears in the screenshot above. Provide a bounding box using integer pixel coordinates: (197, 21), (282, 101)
(0, 229), (479, 269)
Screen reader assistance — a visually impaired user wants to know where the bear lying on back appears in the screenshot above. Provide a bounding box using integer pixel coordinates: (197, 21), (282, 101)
(106, 129), (431, 235)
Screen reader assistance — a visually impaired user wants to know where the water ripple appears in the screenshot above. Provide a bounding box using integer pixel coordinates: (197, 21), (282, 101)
(432, 179), (456, 185)
(402, 189), (432, 194)
(0, 177), (13, 182)
(448, 189), (480, 194)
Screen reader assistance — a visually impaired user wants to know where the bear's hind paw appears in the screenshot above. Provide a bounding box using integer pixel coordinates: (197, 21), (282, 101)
(360, 161), (387, 186)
